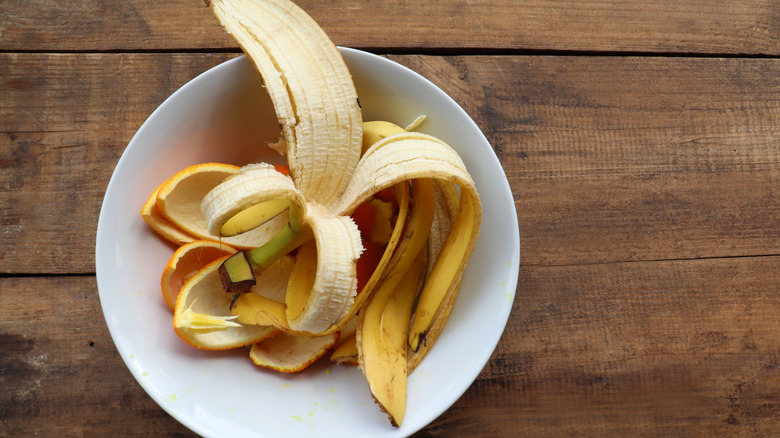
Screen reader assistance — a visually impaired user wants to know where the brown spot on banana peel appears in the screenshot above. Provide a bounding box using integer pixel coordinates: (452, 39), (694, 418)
(409, 329), (429, 353)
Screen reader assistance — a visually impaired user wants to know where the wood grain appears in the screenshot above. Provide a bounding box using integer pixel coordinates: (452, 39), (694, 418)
(0, 0), (778, 55)
(2, 54), (778, 273)
(424, 256), (780, 436)
(0, 276), (193, 436)
(2, 257), (778, 436)
(0, 53), (238, 274)
(391, 55), (780, 266)
(3, 1), (780, 435)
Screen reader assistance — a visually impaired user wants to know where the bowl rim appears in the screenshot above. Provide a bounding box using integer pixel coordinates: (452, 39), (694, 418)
(96, 47), (520, 437)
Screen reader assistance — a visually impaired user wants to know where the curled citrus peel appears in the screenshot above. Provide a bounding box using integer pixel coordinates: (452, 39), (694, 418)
(139, 0), (482, 427)
(141, 185), (197, 247)
(172, 256), (276, 350)
(250, 331), (340, 373)
(141, 162), (286, 249)
(161, 239), (237, 311)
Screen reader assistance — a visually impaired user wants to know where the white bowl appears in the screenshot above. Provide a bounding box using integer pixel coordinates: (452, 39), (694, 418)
(96, 48), (519, 438)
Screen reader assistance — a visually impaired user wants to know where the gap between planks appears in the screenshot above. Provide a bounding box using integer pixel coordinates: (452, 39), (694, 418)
(520, 253), (780, 269)
(1, 254), (778, 278)
(2, 47), (780, 59)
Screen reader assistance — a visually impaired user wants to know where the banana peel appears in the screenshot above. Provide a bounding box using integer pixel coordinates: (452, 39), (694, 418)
(209, 0), (363, 212)
(330, 332), (359, 365)
(140, 0), (483, 428)
(155, 162), (286, 249)
(408, 183), (481, 352)
(187, 130), (482, 425)
(227, 180), (411, 337)
(358, 239), (428, 427)
(206, 0), (483, 347)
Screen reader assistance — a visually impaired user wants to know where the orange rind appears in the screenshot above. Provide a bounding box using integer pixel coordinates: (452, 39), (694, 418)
(249, 331), (339, 373)
(161, 240), (237, 311)
(141, 186), (197, 246)
(173, 256), (275, 351)
(330, 317), (358, 365)
(154, 162), (287, 250)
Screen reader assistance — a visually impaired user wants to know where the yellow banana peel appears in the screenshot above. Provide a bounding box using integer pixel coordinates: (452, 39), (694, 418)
(409, 186), (481, 352)
(358, 247), (427, 427)
(143, 0), (483, 428)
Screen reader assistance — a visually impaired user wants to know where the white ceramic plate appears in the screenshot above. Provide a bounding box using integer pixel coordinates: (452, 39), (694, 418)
(96, 48), (519, 438)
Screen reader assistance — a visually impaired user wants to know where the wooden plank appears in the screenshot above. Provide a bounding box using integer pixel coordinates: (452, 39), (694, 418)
(425, 256), (780, 436)
(0, 0), (778, 55)
(2, 257), (778, 435)
(4, 54), (778, 273)
(0, 53), (238, 274)
(0, 276), (194, 436)
(390, 54), (780, 266)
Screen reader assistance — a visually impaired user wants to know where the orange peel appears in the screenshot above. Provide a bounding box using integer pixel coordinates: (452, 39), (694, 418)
(141, 186), (197, 246)
(161, 240), (237, 311)
(154, 162), (287, 250)
(249, 331), (339, 373)
(173, 256), (275, 351)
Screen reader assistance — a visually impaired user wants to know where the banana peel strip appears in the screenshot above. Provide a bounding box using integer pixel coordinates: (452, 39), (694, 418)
(330, 317), (359, 365)
(147, 163), (286, 249)
(210, 0), (362, 211)
(409, 181), (480, 352)
(201, 163), (302, 238)
(429, 181), (460, 272)
(407, 181), (461, 371)
(358, 250), (427, 427)
(357, 180), (433, 426)
(286, 208), (362, 333)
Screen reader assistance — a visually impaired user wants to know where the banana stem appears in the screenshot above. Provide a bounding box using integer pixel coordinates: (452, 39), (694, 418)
(246, 221), (311, 270)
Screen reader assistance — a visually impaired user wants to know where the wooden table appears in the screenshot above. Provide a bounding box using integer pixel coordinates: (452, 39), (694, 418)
(2, 1), (778, 436)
